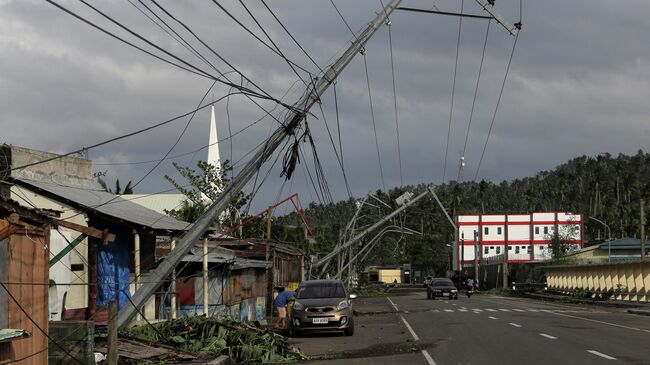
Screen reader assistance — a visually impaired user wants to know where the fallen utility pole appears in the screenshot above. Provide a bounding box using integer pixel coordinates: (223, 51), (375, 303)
(335, 226), (419, 280)
(117, 0), (402, 328)
(315, 188), (431, 270)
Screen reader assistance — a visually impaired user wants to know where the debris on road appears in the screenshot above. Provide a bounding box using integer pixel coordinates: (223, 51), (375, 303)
(121, 317), (309, 363)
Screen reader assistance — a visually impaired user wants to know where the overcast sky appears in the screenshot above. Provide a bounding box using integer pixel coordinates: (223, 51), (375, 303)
(1, 0), (649, 212)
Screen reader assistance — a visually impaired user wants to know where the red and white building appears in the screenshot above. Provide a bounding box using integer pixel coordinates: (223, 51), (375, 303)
(455, 212), (583, 268)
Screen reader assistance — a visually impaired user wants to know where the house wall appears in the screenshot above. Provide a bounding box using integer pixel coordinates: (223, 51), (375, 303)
(457, 213), (582, 266)
(9, 186), (89, 310)
(175, 266), (268, 323)
(378, 269), (402, 284)
(0, 222), (50, 365)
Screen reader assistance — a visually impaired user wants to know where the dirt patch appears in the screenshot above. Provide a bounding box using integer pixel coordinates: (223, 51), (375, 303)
(307, 340), (439, 361)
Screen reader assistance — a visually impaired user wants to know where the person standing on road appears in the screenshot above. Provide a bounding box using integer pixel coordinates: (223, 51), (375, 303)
(273, 289), (295, 329)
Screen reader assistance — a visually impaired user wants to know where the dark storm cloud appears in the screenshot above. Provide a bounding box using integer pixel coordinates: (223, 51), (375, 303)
(1, 0), (649, 210)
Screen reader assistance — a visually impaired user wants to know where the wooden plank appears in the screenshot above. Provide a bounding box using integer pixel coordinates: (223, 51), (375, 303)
(0, 238), (7, 330)
(55, 219), (115, 242)
(20, 234), (35, 363)
(34, 228), (48, 365)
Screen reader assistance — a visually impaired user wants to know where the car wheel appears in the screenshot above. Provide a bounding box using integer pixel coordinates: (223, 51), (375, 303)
(344, 324), (354, 336)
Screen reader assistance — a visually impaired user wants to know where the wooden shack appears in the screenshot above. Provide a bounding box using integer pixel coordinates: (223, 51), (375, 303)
(0, 196), (53, 365)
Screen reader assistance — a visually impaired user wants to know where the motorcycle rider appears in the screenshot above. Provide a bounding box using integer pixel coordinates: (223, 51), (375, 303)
(465, 277), (475, 297)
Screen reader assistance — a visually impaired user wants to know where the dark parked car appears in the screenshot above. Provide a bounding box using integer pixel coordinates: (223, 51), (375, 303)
(427, 278), (459, 300)
(290, 280), (356, 336)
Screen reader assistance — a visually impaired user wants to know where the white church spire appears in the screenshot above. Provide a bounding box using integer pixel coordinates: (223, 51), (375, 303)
(207, 104), (221, 168)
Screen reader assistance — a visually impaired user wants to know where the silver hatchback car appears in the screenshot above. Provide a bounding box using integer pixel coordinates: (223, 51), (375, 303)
(289, 280), (356, 336)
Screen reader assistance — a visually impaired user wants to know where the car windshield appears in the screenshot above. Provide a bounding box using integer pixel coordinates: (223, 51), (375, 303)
(296, 282), (346, 299)
(432, 280), (455, 287)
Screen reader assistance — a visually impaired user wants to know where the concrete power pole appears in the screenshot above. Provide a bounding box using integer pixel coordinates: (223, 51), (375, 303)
(316, 188), (431, 273)
(641, 199), (645, 260)
(117, 0), (403, 328)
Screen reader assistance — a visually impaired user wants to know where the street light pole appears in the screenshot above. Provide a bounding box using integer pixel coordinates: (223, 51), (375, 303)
(589, 217), (611, 262)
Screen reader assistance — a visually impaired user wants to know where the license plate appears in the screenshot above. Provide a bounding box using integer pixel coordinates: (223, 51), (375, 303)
(443, 293), (450, 296)
(312, 318), (328, 324)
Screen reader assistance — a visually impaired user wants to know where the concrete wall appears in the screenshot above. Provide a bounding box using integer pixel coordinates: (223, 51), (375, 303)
(545, 261), (650, 302)
(8, 145), (92, 181)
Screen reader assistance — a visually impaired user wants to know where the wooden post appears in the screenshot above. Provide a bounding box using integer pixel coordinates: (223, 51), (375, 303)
(133, 229), (141, 321)
(265, 207), (274, 321)
(107, 300), (118, 365)
(203, 238), (209, 316)
(170, 238), (177, 319)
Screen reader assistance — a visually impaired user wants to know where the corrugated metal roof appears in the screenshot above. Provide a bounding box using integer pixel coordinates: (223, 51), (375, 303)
(598, 237), (645, 250)
(17, 178), (190, 232)
(0, 329), (29, 343)
(182, 247), (271, 270)
(127, 194), (188, 215)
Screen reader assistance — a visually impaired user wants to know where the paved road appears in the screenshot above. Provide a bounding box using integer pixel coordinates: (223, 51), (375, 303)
(292, 291), (650, 364)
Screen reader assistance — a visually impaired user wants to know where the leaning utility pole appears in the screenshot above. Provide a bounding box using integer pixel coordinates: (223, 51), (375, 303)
(117, 0), (403, 328)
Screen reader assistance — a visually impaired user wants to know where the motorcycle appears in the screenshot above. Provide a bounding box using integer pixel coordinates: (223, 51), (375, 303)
(466, 286), (473, 298)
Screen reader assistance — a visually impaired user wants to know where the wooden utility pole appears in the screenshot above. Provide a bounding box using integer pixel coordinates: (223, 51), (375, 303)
(107, 300), (118, 365)
(117, 0), (403, 327)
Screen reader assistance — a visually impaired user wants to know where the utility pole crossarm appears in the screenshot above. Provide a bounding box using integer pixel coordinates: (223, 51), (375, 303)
(474, 0), (520, 36)
(116, 0), (402, 328)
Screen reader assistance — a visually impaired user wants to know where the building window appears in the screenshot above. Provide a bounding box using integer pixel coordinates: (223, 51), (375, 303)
(484, 227), (489, 235)
(508, 246), (513, 251)
(515, 246), (520, 254)
(527, 246), (532, 254)
(497, 227), (502, 235)
(544, 226), (549, 235)
(496, 246), (501, 254)
(484, 247), (489, 254)
(539, 246), (544, 251)
(461, 232), (465, 239)
(535, 226), (540, 235)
